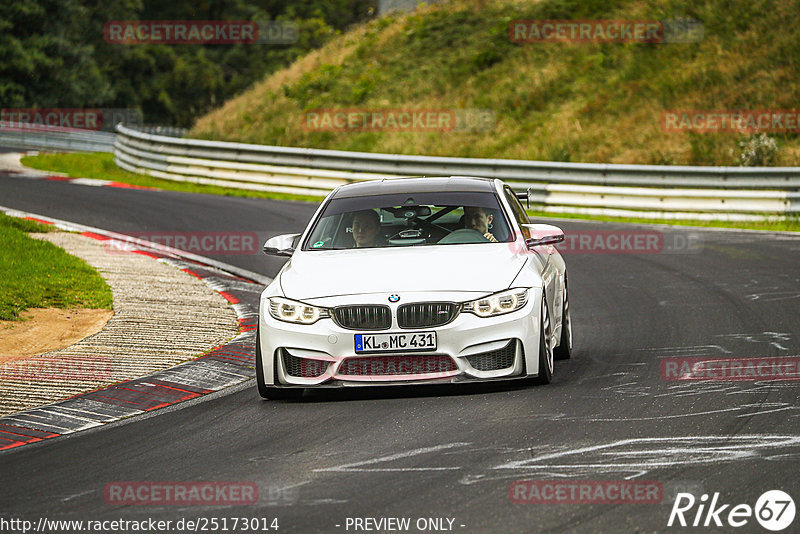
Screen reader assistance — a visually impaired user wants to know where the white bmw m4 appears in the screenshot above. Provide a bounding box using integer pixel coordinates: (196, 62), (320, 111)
(256, 176), (571, 399)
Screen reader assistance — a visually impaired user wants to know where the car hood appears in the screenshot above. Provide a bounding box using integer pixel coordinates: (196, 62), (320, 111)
(279, 244), (528, 300)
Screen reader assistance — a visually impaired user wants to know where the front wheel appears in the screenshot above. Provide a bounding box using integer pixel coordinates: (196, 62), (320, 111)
(532, 296), (554, 385)
(255, 326), (303, 400)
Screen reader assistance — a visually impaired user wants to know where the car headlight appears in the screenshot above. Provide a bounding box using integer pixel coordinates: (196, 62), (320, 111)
(462, 288), (529, 317)
(268, 297), (330, 324)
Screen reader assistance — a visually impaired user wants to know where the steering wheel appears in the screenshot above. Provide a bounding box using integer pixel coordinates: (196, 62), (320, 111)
(387, 228), (423, 241)
(437, 228), (490, 244)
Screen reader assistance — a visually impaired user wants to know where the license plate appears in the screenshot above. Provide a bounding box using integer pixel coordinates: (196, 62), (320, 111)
(354, 332), (437, 353)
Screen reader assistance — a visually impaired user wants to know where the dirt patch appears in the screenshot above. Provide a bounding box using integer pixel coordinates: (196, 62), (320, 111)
(0, 308), (113, 364)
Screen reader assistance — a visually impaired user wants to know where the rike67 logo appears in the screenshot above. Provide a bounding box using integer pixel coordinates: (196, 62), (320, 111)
(668, 490), (795, 531)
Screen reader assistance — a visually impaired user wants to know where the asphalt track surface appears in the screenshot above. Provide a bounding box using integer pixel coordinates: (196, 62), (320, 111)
(1, 173), (800, 533)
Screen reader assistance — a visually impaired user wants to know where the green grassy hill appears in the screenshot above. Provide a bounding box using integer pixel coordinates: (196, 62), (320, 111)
(189, 0), (800, 166)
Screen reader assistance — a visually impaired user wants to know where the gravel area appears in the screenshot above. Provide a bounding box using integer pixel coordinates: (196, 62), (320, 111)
(0, 232), (240, 416)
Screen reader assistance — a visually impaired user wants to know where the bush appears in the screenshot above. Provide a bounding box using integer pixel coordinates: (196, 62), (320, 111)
(736, 133), (779, 166)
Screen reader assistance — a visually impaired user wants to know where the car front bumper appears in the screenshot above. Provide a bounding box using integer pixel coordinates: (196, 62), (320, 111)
(258, 289), (544, 387)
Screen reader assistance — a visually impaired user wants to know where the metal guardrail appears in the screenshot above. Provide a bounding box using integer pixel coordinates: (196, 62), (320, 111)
(0, 122), (115, 153)
(112, 123), (796, 220)
(134, 126), (189, 138)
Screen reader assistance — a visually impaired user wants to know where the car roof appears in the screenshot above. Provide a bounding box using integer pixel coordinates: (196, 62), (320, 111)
(330, 176), (497, 198)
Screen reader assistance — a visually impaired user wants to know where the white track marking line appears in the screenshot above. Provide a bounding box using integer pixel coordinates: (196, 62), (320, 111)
(315, 442), (470, 473)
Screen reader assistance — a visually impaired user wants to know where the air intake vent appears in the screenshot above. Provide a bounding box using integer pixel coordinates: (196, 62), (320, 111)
(466, 341), (516, 371)
(283, 352), (328, 378)
(397, 302), (458, 329)
(338, 355), (457, 376)
(332, 305), (392, 330)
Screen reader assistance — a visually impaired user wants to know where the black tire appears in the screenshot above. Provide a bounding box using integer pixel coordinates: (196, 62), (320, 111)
(553, 275), (572, 361)
(255, 326), (303, 400)
(533, 296), (554, 385)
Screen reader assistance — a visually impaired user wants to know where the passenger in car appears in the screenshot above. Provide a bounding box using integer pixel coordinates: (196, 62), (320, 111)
(463, 206), (498, 242)
(352, 209), (384, 248)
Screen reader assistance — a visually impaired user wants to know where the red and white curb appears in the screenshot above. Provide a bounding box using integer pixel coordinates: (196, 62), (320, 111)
(0, 207), (267, 451)
(0, 169), (158, 190)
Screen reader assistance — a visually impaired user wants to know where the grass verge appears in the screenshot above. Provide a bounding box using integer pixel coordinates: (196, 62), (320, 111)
(20, 152), (799, 232)
(0, 212), (114, 321)
(20, 152), (325, 203)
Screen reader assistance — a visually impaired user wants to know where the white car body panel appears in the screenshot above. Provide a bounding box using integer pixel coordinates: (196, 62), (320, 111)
(280, 244), (529, 299)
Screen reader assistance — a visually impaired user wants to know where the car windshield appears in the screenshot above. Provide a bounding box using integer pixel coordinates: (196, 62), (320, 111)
(302, 191), (513, 250)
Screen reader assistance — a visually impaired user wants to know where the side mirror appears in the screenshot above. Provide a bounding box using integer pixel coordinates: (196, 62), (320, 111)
(263, 233), (301, 257)
(515, 188), (531, 209)
(522, 224), (565, 248)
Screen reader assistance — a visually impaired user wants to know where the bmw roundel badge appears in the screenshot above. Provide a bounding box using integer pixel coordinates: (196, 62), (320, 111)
(388, 294), (400, 303)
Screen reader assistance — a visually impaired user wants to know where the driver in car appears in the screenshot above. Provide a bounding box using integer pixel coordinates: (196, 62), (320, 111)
(352, 209), (384, 248)
(463, 206), (498, 242)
